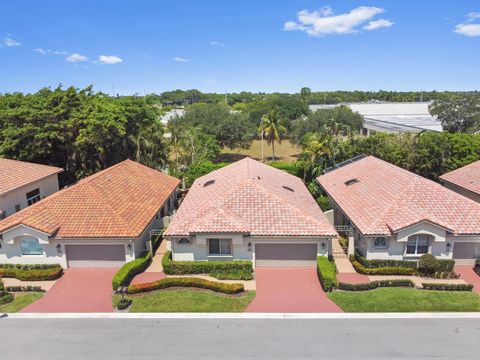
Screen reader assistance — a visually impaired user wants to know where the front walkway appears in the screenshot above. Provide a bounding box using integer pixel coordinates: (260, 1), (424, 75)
(332, 238), (370, 284)
(21, 268), (118, 313)
(246, 267), (342, 313)
(131, 240), (167, 285)
(455, 265), (480, 293)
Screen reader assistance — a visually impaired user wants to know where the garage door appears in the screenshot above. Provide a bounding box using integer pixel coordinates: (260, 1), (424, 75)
(66, 245), (126, 268)
(453, 242), (480, 265)
(255, 243), (317, 267)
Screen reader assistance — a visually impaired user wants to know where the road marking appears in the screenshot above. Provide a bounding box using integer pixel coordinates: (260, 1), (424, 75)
(3, 312), (480, 319)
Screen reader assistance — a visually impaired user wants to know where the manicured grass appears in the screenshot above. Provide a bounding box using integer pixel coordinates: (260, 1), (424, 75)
(0, 292), (43, 313)
(328, 288), (480, 312)
(114, 289), (255, 312)
(219, 140), (301, 163)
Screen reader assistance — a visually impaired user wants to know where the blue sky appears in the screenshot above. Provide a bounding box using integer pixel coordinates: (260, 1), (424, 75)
(0, 0), (479, 94)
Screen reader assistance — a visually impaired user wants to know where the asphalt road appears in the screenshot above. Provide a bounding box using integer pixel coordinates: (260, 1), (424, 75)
(0, 317), (479, 359)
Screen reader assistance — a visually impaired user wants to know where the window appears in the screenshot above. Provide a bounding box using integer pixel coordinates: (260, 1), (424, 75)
(208, 238), (232, 256)
(406, 234), (431, 255)
(26, 188), (41, 206)
(373, 237), (388, 249)
(21, 237), (43, 255)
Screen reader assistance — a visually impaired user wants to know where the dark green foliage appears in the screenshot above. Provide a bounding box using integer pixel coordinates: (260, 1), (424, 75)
(0, 265), (63, 281)
(0, 293), (14, 305)
(338, 279), (415, 291)
(422, 283), (474, 291)
(429, 93), (480, 133)
(127, 277), (244, 295)
(317, 256), (337, 291)
(316, 195), (332, 211)
(112, 252), (152, 290)
(418, 254), (439, 275)
(350, 257), (416, 276)
(116, 298), (133, 310)
(183, 160), (229, 187)
(162, 251), (253, 277)
(475, 260), (480, 276)
(269, 161), (303, 177)
(6, 285), (44, 292)
(354, 251), (417, 269)
(209, 269), (254, 281)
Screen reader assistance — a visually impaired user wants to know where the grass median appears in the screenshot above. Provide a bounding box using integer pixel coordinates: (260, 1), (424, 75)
(0, 292), (43, 313)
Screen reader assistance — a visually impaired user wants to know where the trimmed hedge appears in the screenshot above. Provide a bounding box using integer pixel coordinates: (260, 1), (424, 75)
(0, 264), (60, 270)
(162, 251), (253, 278)
(0, 293), (14, 305)
(209, 269), (253, 281)
(317, 256), (337, 292)
(338, 279), (415, 291)
(422, 283), (474, 291)
(112, 251), (152, 290)
(6, 285), (44, 292)
(354, 251), (417, 269)
(0, 265), (63, 281)
(350, 258), (415, 276)
(127, 277), (244, 295)
(417, 254), (455, 275)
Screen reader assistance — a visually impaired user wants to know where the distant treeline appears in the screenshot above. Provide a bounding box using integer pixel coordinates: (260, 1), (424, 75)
(146, 89), (475, 107)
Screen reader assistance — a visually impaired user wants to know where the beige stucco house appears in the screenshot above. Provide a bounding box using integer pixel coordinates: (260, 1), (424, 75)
(0, 158), (63, 220)
(317, 156), (480, 265)
(0, 160), (179, 268)
(164, 158), (337, 267)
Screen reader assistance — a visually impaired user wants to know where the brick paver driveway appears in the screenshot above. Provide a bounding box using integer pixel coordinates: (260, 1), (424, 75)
(246, 267), (342, 313)
(455, 265), (480, 293)
(21, 268), (118, 313)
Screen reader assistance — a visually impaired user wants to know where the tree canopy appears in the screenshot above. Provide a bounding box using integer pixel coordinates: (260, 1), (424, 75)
(429, 93), (480, 133)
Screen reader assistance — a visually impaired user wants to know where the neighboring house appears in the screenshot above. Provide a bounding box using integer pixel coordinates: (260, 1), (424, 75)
(0, 158), (63, 220)
(439, 160), (480, 203)
(164, 157), (336, 267)
(0, 160), (179, 268)
(317, 156), (480, 265)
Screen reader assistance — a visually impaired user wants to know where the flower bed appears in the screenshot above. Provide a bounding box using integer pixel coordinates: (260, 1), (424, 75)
(338, 279), (415, 291)
(127, 277), (244, 295)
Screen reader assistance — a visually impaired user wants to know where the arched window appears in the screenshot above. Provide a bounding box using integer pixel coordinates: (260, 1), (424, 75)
(20, 236), (43, 255)
(373, 237), (388, 249)
(406, 234), (431, 255)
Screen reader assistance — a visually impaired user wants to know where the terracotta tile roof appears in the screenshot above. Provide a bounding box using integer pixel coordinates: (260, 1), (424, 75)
(440, 160), (480, 195)
(317, 156), (480, 236)
(0, 160), (180, 238)
(165, 158), (336, 237)
(0, 158), (63, 195)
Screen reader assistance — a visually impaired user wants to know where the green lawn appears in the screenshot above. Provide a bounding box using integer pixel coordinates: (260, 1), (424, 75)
(219, 140), (301, 163)
(328, 288), (480, 312)
(114, 289), (255, 312)
(0, 292), (43, 313)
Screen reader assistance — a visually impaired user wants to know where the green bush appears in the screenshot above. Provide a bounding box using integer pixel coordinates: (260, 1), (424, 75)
(354, 251), (417, 269)
(116, 298), (132, 310)
(350, 258), (416, 276)
(417, 254), (438, 275)
(0, 264), (60, 270)
(338, 279), (415, 291)
(317, 256), (337, 292)
(127, 277), (244, 295)
(316, 195), (332, 212)
(112, 251), (152, 290)
(0, 265), (63, 281)
(0, 293), (14, 305)
(422, 283), (474, 291)
(5, 285), (44, 292)
(162, 251), (253, 277)
(269, 161), (303, 177)
(209, 269), (253, 281)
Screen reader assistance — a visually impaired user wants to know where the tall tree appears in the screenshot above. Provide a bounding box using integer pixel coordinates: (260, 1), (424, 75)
(258, 110), (287, 161)
(429, 93), (480, 133)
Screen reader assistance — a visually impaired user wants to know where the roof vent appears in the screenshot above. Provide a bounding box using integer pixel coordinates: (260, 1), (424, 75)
(282, 185), (294, 192)
(203, 180), (215, 187)
(345, 178), (359, 186)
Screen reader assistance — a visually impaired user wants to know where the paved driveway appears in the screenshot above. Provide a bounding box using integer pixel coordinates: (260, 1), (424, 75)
(455, 265), (480, 293)
(21, 268), (118, 313)
(246, 267), (342, 313)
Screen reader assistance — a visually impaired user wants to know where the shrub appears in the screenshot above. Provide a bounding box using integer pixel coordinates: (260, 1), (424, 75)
(162, 251), (253, 276)
(417, 254), (437, 275)
(0, 293), (14, 305)
(0, 264), (61, 270)
(417, 254), (455, 276)
(127, 277), (244, 295)
(350, 258), (415, 276)
(116, 298), (132, 310)
(354, 251), (417, 269)
(338, 279), (414, 291)
(316, 195), (332, 212)
(0, 266), (63, 281)
(209, 269), (253, 281)
(317, 256), (337, 292)
(422, 283), (474, 291)
(112, 251), (152, 290)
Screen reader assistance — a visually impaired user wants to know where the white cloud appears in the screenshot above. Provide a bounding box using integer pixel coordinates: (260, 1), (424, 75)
(284, 6), (393, 36)
(3, 36), (21, 47)
(98, 55), (123, 64)
(174, 56), (190, 62)
(34, 48), (47, 54)
(66, 53), (88, 62)
(35, 48), (69, 56)
(210, 41), (224, 47)
(363, 19), (394, 30)
(455, 12), (480, 37)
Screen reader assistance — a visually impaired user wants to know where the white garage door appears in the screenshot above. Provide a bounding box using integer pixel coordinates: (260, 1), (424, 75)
(66, 245), (126, 268)
(255, 243), (317, 267)
(453, 242), (480, 265)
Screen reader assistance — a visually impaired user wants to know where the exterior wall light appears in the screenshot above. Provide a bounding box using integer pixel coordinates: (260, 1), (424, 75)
(446, 243), (451, 252)
(56, 244), (62, 254)
(127, 243), (132, 251)
(320, 242), (326, 250)
(247, 242), (252, 252)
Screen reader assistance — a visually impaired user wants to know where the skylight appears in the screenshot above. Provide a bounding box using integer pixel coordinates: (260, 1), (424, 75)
(282, 185), (294, 192)
(204, 180), (215, 187)
(344, 178), (359, 186)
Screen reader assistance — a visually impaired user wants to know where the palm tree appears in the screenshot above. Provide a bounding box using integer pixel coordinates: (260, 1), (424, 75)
(300, 132), (332, 182)
(258, 110), (287, 161)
